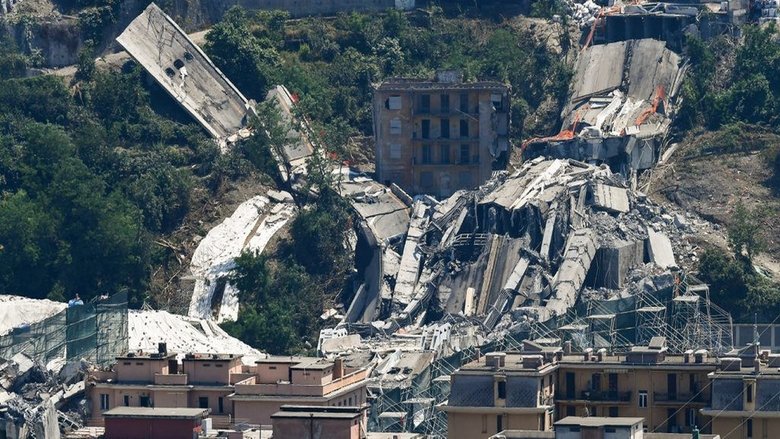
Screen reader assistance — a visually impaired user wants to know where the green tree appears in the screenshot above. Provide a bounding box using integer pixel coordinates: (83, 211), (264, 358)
(728, 201), (766, 261)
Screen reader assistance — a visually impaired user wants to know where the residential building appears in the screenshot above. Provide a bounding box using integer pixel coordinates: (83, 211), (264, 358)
(556, 338), (717, 434)
(230, 356), (370, 426)
(372, 71), (510, 198)
(271, 405), (368, 439)
(438, 349), (558, 439)
(490, 416), (722, 439)
(102, 407), (210, 439)
(87, 347), (370, 429)
(87, 349), (242, 428)
(701, 344), (780, 439)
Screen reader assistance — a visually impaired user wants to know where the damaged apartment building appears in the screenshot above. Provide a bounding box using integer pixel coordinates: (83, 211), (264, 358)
(524, 39), (686, 180)
(373, 71), (510, 198)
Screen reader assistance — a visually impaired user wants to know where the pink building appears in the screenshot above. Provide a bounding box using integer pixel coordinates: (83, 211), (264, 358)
(87, 348), (370, 429)
(271, 405), (368, 439)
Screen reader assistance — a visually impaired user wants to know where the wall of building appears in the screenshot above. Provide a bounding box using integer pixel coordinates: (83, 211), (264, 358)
(373, 85), (508, 198)
(447, 412), (544, 439)
(182, 359), (241, 385)
(256, 363), (293, 383)
(116, 358), (169, 383)
(188, 388), (233, 416)
(556, 364), (712, 433)
(105, 417), (201, 439)
(272, 417), (361, 439)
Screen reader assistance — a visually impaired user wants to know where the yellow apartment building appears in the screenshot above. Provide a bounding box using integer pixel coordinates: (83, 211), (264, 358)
(372, 71), (510, 198)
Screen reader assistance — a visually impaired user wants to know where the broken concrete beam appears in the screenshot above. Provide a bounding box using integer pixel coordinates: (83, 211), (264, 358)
(547, 228), (597, 317)
(540, 204), (557, 261)
(393, 201), (428, 307)
(647, 227), (676, 268)
(592, 183), (629, 214)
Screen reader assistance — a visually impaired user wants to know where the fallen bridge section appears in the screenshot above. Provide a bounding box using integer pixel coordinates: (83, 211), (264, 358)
(117, 3), (250, 145)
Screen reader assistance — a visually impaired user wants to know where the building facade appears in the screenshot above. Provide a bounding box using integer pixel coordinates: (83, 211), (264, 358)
(87, 349), (369, 429)
(103, 407), (210, 439)
(701, 346), (780, 439)
(439, 351), (557, 439)
(556, 339), (716, 434)
(373, 72), (510, 198)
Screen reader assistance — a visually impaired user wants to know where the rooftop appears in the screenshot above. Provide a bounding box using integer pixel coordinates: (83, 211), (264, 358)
(183, 353), (242, 361)
(555, 416), (643, 427)
(103, 407), (210, 419)
(116, 352), (176, 361)
(376, 77), (508, 91)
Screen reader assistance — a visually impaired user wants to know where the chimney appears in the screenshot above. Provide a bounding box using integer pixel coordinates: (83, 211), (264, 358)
(158, 342), (167, 355)
(584, 348), (593, 362)
(555, 351), (563, 362)
(684, 350), (693, 364)
(564, 341), (572, 355)
(333, 357), (344, 379)
(597, 348), (606, 362)
(485, 352), (506, 369)
(694, 350), (706, 364)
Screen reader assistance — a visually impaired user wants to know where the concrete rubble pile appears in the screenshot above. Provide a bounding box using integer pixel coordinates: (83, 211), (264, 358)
(336, 158), (712, 349)
(1, 354), (89, 439)
(563, 0), (601, 29)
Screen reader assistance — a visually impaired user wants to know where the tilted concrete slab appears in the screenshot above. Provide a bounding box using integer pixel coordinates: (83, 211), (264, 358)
(117, 3), (249, 143)
(647, 227), (676, 269)
(592, 183), (629, 214)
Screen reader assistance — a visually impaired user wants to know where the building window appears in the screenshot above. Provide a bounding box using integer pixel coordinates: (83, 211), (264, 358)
(491, 93), (504, 111)
(421, 119), (430, 139)
(747, 383), (753, 403)
(639, 391), (648, 408)
(591, 373), (601, 391)
(605, 427), (616, 433)
(269, 366), (277, 370)
(100, 394), (109, 411)
(420, 172), (433, 189)
(481, 415), (487, 433)
(441, 94), (450, 113)
(135, 362), (143, 366)
(566, 406), (576, 416)
(496, 415), (503, 432)
(199, 397), (209, 409)
(609, 407), (618, 417)
(459, 144), (469, 164)
(202, 363), (211, 367)
(687, 408), (696, 427)
(497, 381), (506, 399)
(389, 144), (401, 160)
(440, 118), (449, 139)
(215, 364), (223, 368)
(218, 397), (224, 414)
(388, 96), (402, 110)
(123, 362), (131, 366)
(139, 396), (150, 407)
(459, 119), (469, 138)
(390, 118), (402, 135)
(123, 395), (130, 407)
(420, 94), (431, 113)
(747, 419), (753, 438)
(422, 145), (432, 164)
(459, 93), (469, 113)
(440, 144), (450, 164)
(349, 397), (353, 406)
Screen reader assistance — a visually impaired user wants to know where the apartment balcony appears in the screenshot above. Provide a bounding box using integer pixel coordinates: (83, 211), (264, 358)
(556, 390), (632, 403)
(153, 373), (188, 386)
(653, 392), (708, 405)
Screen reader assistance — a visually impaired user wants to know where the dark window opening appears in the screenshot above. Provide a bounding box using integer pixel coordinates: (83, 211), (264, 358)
(173, 59), (185, 69)
(459, 119), (469, 138)
(591, 373), (601, 391)
(747, 419), (753, 438)
(139, 396), (150, 407)
(566, 372), (575, 399)
(747, 383), (753, 403)
(218, 397), (224, 414)
(420, 94), (431, 113)
(440, 94), (450, 113)
(164, 68), (175, 77)
(609, 406), (618, 417)
(459, 93), (469, 113)
(421, 119), (430, 139)
(199, 397), (209, 409)
(566, 406), (576, 416)
(496, 415), (503, 433)
(440, 118), (450, 139)
(123, 395), (130, 406)
(497, 381), (506, 399)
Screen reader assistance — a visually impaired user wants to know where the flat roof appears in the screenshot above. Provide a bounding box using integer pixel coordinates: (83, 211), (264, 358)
(255, 356), (308, 364)
(103, 407), (209, 419)
(555, 416), (643, 427)
(271, 411), (361, 420)
(182, 353), (242, 361)
(376, 78), (508, 91)
(116, 353), (176, 361)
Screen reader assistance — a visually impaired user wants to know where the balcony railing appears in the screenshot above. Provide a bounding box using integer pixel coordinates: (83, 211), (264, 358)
(653, 392), (708, 403)
(557, 390), (632, 402)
